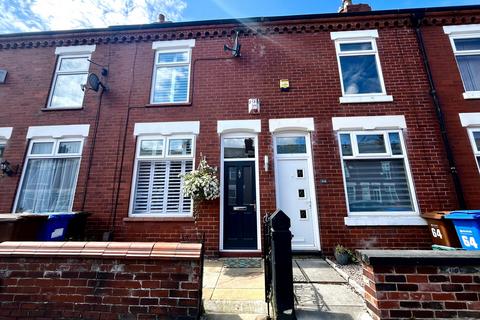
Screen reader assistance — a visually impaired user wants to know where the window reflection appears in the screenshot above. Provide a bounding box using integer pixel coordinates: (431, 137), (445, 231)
(340, 55), (382, 94)
(224, 138), (255, 159)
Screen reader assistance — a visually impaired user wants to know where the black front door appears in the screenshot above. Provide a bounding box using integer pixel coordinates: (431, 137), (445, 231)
(224, 161), (257, 250)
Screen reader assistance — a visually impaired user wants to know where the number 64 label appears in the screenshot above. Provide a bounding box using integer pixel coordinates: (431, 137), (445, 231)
(461, 235), (479, 249)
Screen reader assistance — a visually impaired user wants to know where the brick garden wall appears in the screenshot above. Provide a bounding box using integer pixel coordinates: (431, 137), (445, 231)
(0, 241), (203, 320)
(360, 250), (480, 320)
(1, 10), (479, 255)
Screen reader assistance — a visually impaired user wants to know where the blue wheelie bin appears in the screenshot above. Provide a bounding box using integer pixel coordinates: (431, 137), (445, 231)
(38, 213), (76, 241)
(445, 211), (480, 251)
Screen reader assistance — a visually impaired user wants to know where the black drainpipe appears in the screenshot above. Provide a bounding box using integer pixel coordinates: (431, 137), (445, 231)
(411, 12), (466, 209)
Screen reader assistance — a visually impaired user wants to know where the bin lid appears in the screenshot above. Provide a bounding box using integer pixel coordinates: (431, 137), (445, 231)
(421, 211), (452, 220)
(445, 210), (480, 220)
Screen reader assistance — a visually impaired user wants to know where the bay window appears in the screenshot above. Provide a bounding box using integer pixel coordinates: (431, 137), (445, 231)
(338, 130), (417, 214)
(131, 135), (194, 216)
(15, 138), (83, 213)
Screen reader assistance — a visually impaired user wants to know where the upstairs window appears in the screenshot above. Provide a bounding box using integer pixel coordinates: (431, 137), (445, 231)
(131, 135), (194, 216)
(48, 45), (95, 109)
(444, 25), (480, 99)
(468, 129), (480, 172)
(15, 138), (84, 213)
(338, 130), (417, 214)
(331, 30), (392, 103)
(150, 40), (195, 104)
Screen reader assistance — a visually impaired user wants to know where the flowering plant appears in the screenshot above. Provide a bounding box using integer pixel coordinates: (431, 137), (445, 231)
(181, 157), (220, 201)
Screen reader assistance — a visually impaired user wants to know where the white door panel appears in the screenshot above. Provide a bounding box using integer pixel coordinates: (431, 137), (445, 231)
(276, 159), (317, 250)
(273, 132), (320, 251)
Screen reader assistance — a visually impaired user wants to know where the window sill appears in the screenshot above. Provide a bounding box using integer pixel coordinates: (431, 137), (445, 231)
(344, 215), (427, 226)
(463, 91), (480, 100)
(145, 103), (192, 108)
(340, 95), (394, 104)
(124, 217), (195, 222)
(41, 107), (84, 111)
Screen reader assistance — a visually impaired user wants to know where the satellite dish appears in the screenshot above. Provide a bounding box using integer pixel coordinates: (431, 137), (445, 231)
(87, 73), (103, 92)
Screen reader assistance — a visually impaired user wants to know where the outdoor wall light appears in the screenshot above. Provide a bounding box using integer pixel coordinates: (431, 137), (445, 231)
(264, 155), (269, 172)
(1, 160), (18, 177)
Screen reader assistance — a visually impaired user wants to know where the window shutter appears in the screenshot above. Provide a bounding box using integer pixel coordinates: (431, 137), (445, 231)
(133, 159), (192, 215)
(133, 161), (152, 213)
(165, 160), (192, 214)
(150, 161), (167, 213)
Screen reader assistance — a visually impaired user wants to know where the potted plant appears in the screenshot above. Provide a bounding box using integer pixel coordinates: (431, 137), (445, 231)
(334, 244), (351, 266)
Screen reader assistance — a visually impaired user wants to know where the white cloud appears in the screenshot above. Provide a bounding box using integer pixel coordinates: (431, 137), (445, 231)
(0, 0), (187, 34)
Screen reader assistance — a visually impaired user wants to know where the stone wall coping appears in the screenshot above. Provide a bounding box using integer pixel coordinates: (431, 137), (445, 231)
(0, 241), (202, 260)
(359, 249), (480, 266)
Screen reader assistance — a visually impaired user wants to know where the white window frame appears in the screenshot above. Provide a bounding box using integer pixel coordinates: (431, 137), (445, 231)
(129, 134), (195, 218)
(47, 53), (92, 109)
(150, 41), (195, 105)
(331, 30), (393, 104)
(467, 128), (480, 173)
(337, 129), (423, 226)
(444, 25), (480, 100)
(13, 137), (84, 214)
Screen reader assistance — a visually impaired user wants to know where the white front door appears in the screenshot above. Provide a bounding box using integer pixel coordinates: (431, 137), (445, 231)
(274, 133), (320, 251)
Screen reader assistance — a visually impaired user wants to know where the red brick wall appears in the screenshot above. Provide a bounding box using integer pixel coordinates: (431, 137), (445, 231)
(0, 241), (202, 320)
(0, 15), (468, 256)
(362, 250), (480, 320)
(422, 24), (480, 209)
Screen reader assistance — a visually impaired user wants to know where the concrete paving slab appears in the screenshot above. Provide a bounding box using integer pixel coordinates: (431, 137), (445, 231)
(296, 307), (372, 320)
(295, 259), (346, 283)
(211, 288), (265, 301)
(217, 268), (264, 289)
(204, 271), (222, 289)
(293, 261), (307, 282)
(203, 288), (214, 300)
(294, 283), (364, 308)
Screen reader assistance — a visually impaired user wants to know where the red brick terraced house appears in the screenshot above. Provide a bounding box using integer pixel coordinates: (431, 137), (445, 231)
(0, 3), (479, 257)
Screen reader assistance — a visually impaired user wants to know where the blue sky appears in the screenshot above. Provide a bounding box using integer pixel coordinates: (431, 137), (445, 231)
(0, 0), (478, 35)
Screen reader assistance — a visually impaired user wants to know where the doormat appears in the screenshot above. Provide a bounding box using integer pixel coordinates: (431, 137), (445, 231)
(223, 258), (262, 268)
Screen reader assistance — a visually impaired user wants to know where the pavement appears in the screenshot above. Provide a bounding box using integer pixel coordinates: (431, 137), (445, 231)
(202, 258), (372, 320)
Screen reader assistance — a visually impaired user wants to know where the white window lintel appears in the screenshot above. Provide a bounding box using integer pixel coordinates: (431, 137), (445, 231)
(0, 127), (13, 140)
(331, 29), (379, 41)
(152, 39), (196, 50)
(460, 113), (480, 128)
(55, 45), (96, 55)
(27, 124), (90, 139)
(332, 115), (407, 131)
(217, 120), (261, 134)
(134, 121), (200, 136)
(443, 24), (480, 35)
(344, 215), (427, 226)
(269, 118), (314, 133)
